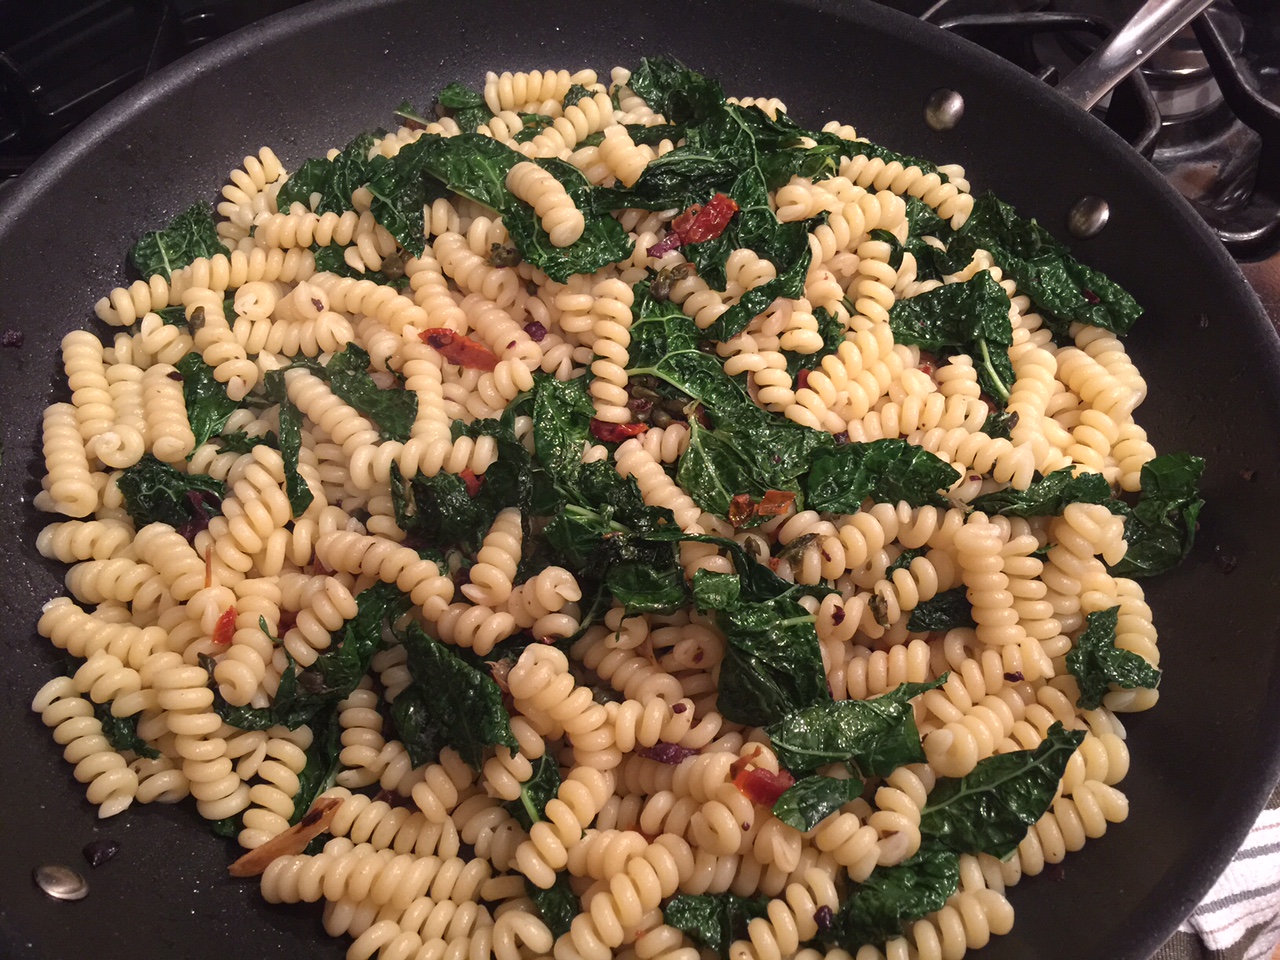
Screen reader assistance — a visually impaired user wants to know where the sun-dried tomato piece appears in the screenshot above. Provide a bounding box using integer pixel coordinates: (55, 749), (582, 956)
(420, 328), (499, 371)
(589, 419), (649, 443)
(733, 766), (796, 807)
(212, 607), (238, 646)
(728, 493), (755, 528)
(756, 490), (796, 517)
(460, 469), (484, 497)
(681, 193), (739, 244)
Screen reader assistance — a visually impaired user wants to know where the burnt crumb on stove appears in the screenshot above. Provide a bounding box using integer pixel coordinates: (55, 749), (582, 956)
(1198, 313), (1210, 328)
(1241, 468), (1257, 482)
(1212, 545), (1238, 575)
(1, 329), (23, 348)
(82, 838), (120, 868)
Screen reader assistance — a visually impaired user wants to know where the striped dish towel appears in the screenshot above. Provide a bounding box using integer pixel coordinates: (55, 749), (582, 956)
(1154, 785), (1280, 960)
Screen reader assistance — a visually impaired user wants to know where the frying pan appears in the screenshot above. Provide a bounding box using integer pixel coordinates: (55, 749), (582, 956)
(1, 1), (1278, 958)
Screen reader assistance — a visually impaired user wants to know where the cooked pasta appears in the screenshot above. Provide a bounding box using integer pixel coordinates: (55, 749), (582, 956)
(30, 57), (1195, 960)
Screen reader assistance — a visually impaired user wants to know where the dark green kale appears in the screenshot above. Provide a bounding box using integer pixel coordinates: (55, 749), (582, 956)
(945, 193), (1142, 335)
(129, 202), (223, 281)
(531, 374), (595, 488)
(262, 368), (315, 517)
(764, 678), (944, 777)
(919, 722), (1086, 858)
(1066, 606), (1161, 709)
(206, 582), (409, 731)
(1108, 453), (1205, 578)
(663, 892), (772, 956)
(275, 133), (383, 215)
(93, 702), (160, 759)
(804, 440), (960, 513)
(625, 56), (726, 127)
(888, 271), (1015, 404)
(526, 875), (577, 938)
(435, 81), (494, 133)
(979, 409), (1019, 441)
(310, 243), (410, 288)
(772, 775), (865, 831)
(506, 753), (562, 830)
(970, 466), (1112, 517)
(322, 344), (416, 442)
(366, 133), (630, 279)
(176, 352), (239, 449)
(289, 707), (342, 824)
(390, 623), (518, 769)
(116, 455), (224, 533)
(692, 570), (829, 727)
(213, 430), (276, 454)
(830, 842), (961, 950)
(905, 587), (976, 632)
(783, 307), (846, 378)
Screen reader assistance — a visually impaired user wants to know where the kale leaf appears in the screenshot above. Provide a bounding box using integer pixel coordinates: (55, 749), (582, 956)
(275, 133), (383, 215)
(94, 702), (160, 759)
(289, 707), (342, 824)
(831, 842), (961, 950)
(970, 466), (1111, 517)
(116, 455), (224, 532)
(392, 622), (518, 770)
(945, 193), (1142, 335)
(1066, 605), (1161, 710)
(435, 81), (494, 133)
(276, 394), (315, 518)
(693, 570), (829, 728)
(506, 753), (562, 831)
(920, 721), (1086, 858)
(805, 440), (960, 513)
(765, 678), (944, 777)
(772, 775), (865, 832)
(905, 587), (976, 632)
(888, 271), (1015, 404)
(526, 875), (577, 936)
(176, 352), (239, 449)
(322, 344), (416, 442)
(1108, 453), (1205, 578)
(129, 202), (223, 281)
(663, 892), (772, 956)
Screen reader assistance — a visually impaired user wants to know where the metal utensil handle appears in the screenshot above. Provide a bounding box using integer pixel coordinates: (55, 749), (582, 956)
(1054, 0), (1216, 111)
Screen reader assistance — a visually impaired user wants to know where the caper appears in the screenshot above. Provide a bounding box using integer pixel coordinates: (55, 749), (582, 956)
(650, 407), (674, 428)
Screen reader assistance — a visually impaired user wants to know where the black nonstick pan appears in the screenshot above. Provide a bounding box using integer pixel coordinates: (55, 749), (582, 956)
(1, 1), (1278, 958)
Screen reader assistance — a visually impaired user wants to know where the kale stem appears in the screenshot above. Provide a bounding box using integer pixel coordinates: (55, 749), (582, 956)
(977, 338), (1011, 403)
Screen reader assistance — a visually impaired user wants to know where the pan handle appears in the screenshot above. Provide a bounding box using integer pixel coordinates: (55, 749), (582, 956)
(1054, 0), (1215, 111)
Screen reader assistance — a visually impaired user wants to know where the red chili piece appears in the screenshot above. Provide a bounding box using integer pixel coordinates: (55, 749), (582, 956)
(681, 193), (739, 244)
(213, 607), (238, 646)
(460, 469), (484, 497)
(795, 369), (810, 391)
(590, 419), (649, 443)
(728, 494), (755, 529)
(733, 766), (796, 807)
(420, 328), (499, 371)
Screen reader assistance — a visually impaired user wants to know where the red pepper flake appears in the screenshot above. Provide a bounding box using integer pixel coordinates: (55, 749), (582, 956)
(733, 766), (796, 807)
(589, 419), (649, 443)
(420, 328), (499, 371)
(1082, 288), (1101, 304)
(460, 469), (484, 497)
(212, 607), (238, 646)
(918, 350), (937, 377)
(795, 369), (810, 391)
(523, 321), (547, 342)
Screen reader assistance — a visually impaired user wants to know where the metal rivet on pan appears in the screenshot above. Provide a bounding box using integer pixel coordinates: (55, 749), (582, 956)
(1067, 195), (1111, 239)
(924, 89), (965, 131)
(33, 864), (88, 901)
